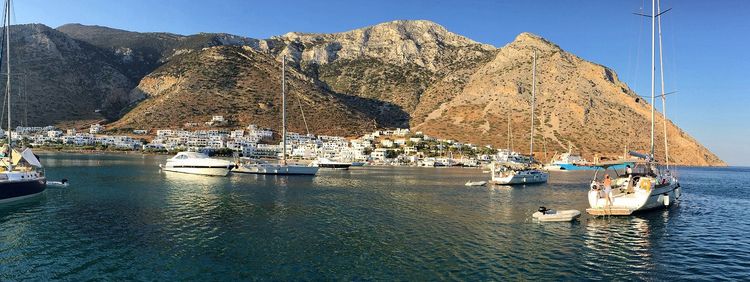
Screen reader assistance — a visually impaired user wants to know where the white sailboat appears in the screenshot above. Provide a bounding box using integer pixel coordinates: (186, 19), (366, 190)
(586, 0), (680, 216)
(489, 50), (549, 185)
(234, 56), (318, 176)
(0, 0), (47, 204)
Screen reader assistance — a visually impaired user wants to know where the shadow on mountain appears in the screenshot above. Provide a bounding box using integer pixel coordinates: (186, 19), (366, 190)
(328, 92), (410, 129)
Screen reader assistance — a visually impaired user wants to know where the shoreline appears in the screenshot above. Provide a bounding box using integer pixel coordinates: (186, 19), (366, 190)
(30, 148), (732, 168)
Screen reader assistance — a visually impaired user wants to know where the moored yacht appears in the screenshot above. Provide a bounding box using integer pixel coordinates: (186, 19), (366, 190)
(1, 149), (47, 203)
(235, 157), (319, 175)
(489, 162), (548, 185)
(0, 0), (47, 204)
(161, 152), (234, 176)
(586, 157), (679, 216)
(232, 56), (318, 176)
(488, 49), (548, 185)
(586, 0), (680, 216)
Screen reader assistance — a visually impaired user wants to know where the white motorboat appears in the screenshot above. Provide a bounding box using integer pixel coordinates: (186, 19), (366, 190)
(160, 152), (234, 176)
(0, 2), (47, 205)
(312, 158), (352, 170)
(532, 207), (581, 222)
(586, 0), (680, 216)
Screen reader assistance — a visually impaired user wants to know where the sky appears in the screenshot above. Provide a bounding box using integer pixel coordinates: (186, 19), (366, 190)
(13, 0), (750, 165)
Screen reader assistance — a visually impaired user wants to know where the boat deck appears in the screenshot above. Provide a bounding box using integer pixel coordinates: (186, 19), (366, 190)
(586, 208), (634, 216)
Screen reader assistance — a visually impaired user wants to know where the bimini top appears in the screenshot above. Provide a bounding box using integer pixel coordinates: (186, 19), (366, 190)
(11, 148), (43, 168)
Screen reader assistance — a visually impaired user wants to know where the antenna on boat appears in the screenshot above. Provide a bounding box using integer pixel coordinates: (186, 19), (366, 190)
(529, 49), (536, 163)
(281, 55), (287, 166)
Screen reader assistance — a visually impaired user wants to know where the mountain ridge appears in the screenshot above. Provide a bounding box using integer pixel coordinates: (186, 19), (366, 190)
(5, 20), (723, 166)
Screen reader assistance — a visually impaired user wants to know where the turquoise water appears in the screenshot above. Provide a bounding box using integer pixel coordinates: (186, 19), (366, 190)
(1, 153), (748, 280)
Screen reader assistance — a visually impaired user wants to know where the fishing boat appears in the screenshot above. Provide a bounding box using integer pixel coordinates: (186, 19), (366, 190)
(586, 0), (680, 216)
(234, 56), (318, 176)
(160, 152), (234, 176)
(489, 50), (548, 185)
(0, 0), (47, 204)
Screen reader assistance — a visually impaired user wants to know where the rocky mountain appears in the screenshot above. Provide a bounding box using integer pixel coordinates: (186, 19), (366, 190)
(3, 24), (132, 124)
(257, 20), (496, 125)
(411, 32), (722, 166)
(8, 20), (723, 165)
(57, 24), (258, 83)
(108, 45), (379, 136)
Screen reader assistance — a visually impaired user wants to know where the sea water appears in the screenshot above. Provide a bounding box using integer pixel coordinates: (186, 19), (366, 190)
(1, 153), (748, 280)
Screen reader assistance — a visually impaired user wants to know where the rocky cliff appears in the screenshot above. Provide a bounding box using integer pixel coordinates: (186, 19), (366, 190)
(8, 21), (724, 165)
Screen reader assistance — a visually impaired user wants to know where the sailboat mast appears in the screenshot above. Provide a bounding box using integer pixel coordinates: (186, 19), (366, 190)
(507, 111), (511, 152)
(657, 0), (669, 168)
(529, 50), (536, 161)
(5, 0), (12, 161)
(650, 0), (656, 159)
(281, 55), (287, 165)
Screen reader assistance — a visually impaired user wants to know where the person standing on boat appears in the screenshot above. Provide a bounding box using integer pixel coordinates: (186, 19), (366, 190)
(603, 174), (613, 207)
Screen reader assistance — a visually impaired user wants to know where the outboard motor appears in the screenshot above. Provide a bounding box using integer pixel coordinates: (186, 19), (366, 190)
(61, 178), (68, 184)
(538, 206), (548, 214)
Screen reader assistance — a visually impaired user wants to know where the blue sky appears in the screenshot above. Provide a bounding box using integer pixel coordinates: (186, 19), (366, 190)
(15, 0), (750, 165)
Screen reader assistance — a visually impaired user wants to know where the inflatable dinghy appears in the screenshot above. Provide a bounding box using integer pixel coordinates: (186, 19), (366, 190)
(532, 207), (581, 222)
(465, 181), (487, 186)
(47, 179), (69, 187)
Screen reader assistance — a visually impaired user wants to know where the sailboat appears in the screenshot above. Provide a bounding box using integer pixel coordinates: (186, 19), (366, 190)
(0, 0), (47, 203)
(489, 50), (549, 185)
(585, 0), (680, 216)
(234, 56), (319, 175)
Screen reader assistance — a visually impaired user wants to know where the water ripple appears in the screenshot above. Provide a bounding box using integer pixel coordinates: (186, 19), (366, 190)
(0, 155), (748, 280)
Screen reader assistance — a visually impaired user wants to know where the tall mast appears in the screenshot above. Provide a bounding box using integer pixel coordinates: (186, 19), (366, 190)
(657, 0), (669, 168)
(529, 50), (536, 162)
(507, 110), (511, 152)
(650, 0), (656, 159)
(281, 55), (287, 165)
(5, 0), (12, 162)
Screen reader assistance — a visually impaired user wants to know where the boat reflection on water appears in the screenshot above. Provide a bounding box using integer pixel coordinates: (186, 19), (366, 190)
(582, 215), (662, 278)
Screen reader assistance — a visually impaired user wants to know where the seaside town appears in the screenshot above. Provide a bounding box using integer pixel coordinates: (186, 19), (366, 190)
(6, 115), (502, 167)
(5, 0), (748, 280)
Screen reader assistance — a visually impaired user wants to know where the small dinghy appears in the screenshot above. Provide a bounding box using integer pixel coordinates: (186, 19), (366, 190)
(47, 179), (69, 187)
(532, 207), (581, 222)
(465, 181), (487, 186)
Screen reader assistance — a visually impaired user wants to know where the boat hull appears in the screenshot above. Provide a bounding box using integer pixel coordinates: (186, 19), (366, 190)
(318, 163), (351, 170)
(490, 171), (549, 185)
(0, 178), (47, 204)
(235, 164), (319, 175)
(587, 178), (680, 216)
(163, 166), (231, 176)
